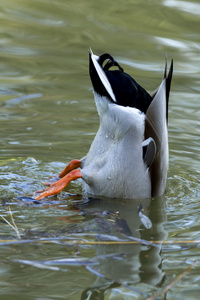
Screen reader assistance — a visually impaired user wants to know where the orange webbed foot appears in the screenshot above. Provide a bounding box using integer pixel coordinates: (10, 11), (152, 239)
(35, 159), (82, 200)
(35, 169), (82, 200)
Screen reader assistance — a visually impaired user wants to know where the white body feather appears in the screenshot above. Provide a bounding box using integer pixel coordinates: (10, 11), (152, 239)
(81, 93), (152, 199)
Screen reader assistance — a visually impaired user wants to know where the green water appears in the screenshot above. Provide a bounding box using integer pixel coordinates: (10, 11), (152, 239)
(0, 0), (200, 299)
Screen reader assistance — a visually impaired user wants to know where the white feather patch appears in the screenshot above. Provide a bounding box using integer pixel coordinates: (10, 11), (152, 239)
(90, 52), (116, 102)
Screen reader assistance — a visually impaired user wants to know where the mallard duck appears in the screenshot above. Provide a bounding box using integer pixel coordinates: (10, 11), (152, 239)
(35, 50), (173, 200)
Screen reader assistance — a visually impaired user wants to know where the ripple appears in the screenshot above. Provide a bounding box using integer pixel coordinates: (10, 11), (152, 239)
(164, 0), (200, 17)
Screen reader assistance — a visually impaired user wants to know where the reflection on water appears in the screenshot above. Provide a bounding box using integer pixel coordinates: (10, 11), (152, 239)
(164, 0), (200, 16)
(0, 195), (167, 299)
(79, 196), (167, 299)
(0, 0), (200, 298)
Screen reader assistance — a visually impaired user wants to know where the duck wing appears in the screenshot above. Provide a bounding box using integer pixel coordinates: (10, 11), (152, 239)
(145, 60), (173, 196)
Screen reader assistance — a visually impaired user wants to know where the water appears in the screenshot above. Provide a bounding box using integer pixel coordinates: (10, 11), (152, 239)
(0, 0), (200, 299)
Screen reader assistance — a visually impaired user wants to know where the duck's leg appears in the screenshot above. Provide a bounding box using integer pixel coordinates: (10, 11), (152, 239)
(35, 169), (82, 200)
(35, 159), (82, 200)
(59, 159), (82, 178)
(43, 159), (82, 186)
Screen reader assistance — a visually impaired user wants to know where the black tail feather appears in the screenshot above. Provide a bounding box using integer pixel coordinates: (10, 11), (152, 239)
(166, 59), (173, 121)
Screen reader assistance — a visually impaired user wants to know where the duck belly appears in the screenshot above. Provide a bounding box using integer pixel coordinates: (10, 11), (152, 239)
(81, 150), (151, 199)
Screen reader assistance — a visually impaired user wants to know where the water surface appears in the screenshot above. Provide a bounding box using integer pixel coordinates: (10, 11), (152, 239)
(0, 0), (200, 299)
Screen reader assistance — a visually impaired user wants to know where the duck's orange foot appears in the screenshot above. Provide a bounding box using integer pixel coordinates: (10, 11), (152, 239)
(42, 159), (82, 187)
(35, 169), (82, 200)
(35, 159), (82, 200)
(59, 159), (82, 178)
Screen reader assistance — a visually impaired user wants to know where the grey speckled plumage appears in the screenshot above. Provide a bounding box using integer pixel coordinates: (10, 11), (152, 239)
(80, 50), (173, 199)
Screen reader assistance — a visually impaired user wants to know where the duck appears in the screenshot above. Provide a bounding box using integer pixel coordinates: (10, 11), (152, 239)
(35, 50), (173, 200)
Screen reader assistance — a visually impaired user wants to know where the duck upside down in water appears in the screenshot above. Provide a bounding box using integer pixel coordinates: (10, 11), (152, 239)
(35, 50), (173, 200)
